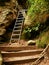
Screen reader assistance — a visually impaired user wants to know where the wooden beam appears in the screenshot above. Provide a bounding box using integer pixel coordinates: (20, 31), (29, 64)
(0, 46), (37, 51)
(3, 55), (39, 63)
(1, 49), (43, 57)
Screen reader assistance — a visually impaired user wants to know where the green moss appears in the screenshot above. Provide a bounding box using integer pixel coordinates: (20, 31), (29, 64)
(36, 30), (49, 48)
(25, 0), (49, 26)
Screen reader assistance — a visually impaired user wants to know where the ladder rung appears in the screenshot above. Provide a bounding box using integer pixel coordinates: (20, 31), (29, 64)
(14, 25), (21, 27)
(12, 34), (20, 36)
(11, 39), (19, 41)
(16, 21), (22, 23)
(11, 37), (19, 39)
(14, 26), (22, 28)
(17, 18), (24, 20)
(19, 13), (23, 16)
(12, 35), (20, 38)
(19, 11), (22, 13)
(13, 30), (21, 32)
(14, 26), (21, 28)
(15, 22), (22, 25)
(16, 19), (23, 21)
(10, 39), (19, 43)
(11, 38), (19, 41)
(18, 15), (23, 17)
(14, 28), (21, 30)
(13, 31), (21, 34)
(18, 17), (23, 19)
(19, 9), (27, 12)
(19, 13), (22, 14)
(15, 24), (22, 26)
(15, 23), (22, 25)
(14, 24), (21, 26)
(17, 17), (23, 18)
(13, 30), (21, 33)
(16, 21), (23, 23)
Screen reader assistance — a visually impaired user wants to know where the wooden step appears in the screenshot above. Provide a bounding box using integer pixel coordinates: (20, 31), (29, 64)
(0, 46), (38, 51)
(3, 55), (40, 63)
(3, 55), (44, 65)
(1, 49), (43, 57)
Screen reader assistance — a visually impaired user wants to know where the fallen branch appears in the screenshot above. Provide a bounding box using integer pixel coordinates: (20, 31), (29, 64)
(32, 44), (49, 65)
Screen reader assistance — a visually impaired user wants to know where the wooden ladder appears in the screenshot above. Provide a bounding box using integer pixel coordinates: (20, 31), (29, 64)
(10, 10), (24, 44)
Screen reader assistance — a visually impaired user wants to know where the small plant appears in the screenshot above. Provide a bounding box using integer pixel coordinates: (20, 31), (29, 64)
(22, 22), (40, 39)
(22, 27), (31, 39)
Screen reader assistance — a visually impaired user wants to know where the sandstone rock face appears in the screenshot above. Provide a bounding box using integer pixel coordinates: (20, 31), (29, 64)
(0, 9), (10, 35)
(0, 8), (17, 43)
(0, 0), (19, 43)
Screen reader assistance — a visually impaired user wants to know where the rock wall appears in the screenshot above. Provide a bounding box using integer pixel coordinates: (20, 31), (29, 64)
(0, 1), (18, 43)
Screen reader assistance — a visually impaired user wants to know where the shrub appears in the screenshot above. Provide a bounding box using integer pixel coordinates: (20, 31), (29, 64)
(22, 22), (40, 39)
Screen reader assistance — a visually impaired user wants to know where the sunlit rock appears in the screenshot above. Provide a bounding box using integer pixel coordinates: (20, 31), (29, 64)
(27, 40), (36, 45)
